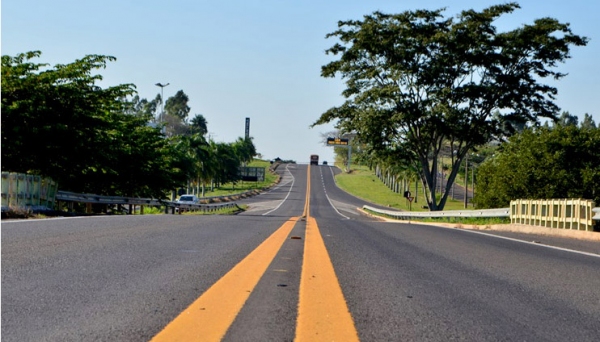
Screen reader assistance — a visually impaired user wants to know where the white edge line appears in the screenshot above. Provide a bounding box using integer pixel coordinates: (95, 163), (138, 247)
(456, 228), (600, 258)
(392, 221), (600, 258)
(262, 164), (295, 216)
(320, 167), (350, 220)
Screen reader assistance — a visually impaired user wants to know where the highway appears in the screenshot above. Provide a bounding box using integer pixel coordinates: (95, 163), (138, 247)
(2, 164), (599, 341)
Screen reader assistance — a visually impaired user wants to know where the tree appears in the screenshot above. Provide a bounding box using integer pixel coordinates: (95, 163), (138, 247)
(312, 3), (588, 210)
(189, 114), (208, 136)
(213, 142), (241, 186)
(474, 125), (600, 207)
(580, 113), (597, 129)
(1, 51), (193, 198)
(127, 95), (159, 121)
(233, 136), (256, 165)
(556, 111), (579, 127)
(164, 90), (190, 120)
(160, 90), (192, 137)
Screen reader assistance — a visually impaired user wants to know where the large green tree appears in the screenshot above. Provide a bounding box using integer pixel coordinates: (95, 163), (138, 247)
(312, 3), (587, 210)
(1, 51), (192, 198)
(474, 125), (600, 207)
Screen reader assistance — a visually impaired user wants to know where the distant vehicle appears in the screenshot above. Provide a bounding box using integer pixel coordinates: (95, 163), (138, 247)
(176, 194), (200, 213)
(310, 154), (319, 165)
(323, 161), (328, 165)
(177, 195), (199, 204)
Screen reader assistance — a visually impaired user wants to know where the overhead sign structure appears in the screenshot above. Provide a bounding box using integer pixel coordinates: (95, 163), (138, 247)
(326, 136), (352, 172)
(327, 137), (349, 146)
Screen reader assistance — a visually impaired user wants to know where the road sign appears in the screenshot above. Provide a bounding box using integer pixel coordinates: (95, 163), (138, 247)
(239, 167), (265, 181)
(327, 137), (349, 146)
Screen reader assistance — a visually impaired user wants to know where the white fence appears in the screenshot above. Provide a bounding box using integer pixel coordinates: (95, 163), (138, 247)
(1, 172), (58, 211)
(510, 199), (596, 232)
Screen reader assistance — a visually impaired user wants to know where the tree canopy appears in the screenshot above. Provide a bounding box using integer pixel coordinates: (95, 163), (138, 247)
(2, 51), (257, 199)
(1, 51), (194, 198)
(475, 124), (600, 207)
(313, 2), (588, 210)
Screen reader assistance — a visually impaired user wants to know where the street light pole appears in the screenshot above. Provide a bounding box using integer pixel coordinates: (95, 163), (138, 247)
(155, 82), (169, 130)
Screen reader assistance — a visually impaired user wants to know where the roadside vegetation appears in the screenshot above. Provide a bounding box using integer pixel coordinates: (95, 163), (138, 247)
(335, 164), (474, 212)
(312, 3), (590, 211)
(3, 3), (599, 219)
(186, 159), (279, 198)
(2, 51), (257, 202)
(179, 204), (247, 216)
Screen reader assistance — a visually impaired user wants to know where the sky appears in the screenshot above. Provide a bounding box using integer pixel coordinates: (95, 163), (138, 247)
(2, 0), (599, 164)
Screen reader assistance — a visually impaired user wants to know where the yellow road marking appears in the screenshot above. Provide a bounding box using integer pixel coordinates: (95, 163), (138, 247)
(152, 164), (357, 341)
(295, 165), (360, 341)
(151, 216), (300, 342)
(303, 164), (311, 218)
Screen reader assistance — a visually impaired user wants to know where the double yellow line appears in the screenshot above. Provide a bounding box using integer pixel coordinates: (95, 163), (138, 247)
(152, 165), (358, 341)
(296, 165), (359, 341)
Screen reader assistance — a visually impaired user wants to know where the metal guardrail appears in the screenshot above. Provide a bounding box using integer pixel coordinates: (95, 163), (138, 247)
(56, 191), (162, 206)
(54, 190), (251, 215)
(363, 205), (510, 220)
(363, 204), (599, 232)
(3, 166), (280, 215)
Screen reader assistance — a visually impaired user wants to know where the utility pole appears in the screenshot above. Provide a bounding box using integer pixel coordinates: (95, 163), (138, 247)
(155, 82), (169, 133)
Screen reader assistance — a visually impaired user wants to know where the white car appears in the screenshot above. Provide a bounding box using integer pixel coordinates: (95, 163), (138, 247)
(175, 195), (200, 212)
(177, 195), (200, 204)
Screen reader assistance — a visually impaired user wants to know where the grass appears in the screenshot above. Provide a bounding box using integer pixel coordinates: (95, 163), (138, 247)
(419, 217), (510, 225)
(334, 164), (469, 212)
(141, 206), (164, 215)
(180, 204), (247, 215)
(364, 207), (509, 225)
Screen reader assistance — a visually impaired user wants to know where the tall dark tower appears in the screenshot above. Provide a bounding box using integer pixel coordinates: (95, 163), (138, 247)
(245, 117), (250, 139)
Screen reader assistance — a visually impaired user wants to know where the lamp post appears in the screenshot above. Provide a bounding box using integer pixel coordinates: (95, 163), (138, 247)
(155, 82), (169, 129)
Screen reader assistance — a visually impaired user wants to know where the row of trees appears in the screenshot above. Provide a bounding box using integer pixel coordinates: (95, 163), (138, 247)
(330, 112), (599, 208)
(1, 51), (256, 199)
(313, 2), (589, 210)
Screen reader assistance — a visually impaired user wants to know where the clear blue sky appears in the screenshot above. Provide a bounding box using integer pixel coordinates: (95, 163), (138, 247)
(3, 0), (599, 163)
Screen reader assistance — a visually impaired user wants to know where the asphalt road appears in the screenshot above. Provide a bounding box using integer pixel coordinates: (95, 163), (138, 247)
(2, 164), (599, 341)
